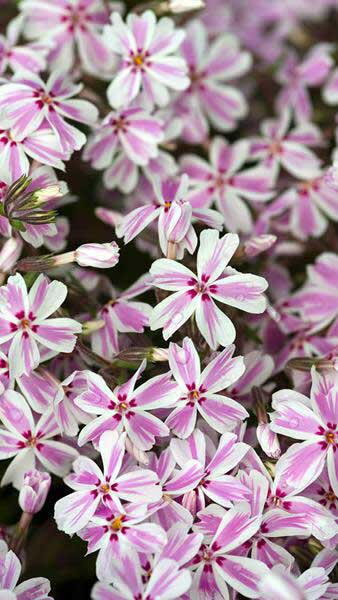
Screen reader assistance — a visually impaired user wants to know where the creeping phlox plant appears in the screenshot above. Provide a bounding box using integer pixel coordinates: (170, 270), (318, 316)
(0, 0), (338, 598)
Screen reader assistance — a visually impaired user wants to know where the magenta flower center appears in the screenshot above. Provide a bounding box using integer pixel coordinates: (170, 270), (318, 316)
(317, 423), (338, 450)
(61, 4), (90, 29)
(128, 49), (151, 71)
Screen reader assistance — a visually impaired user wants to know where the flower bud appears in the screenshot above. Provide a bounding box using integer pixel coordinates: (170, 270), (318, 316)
(167, 0), (205, 12)
(75, 242), (120, 269)
(0, 238), (23, 273)
(19, 470), (51, 514)
(256, 423), (281, 459)
(244, 234), (277, 258)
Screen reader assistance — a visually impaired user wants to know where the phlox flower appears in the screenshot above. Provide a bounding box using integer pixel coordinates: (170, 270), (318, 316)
(0, 120), (69, 180)
(0, 389), (78, 488)
(249, 109), (322, 181)
(166, 337), (248, 438)
(150, 229), (268, 349)
(75, 359), (179, 449)
(170, 429), (250, 510)
(80, 503), (166, 580)
(306, 468), (338, 518)
(181, 138), (274, 233)
(0, 166), (68, 248)
(0, 541), (52, 599)
(0, 273), (81, 378)
(0, 71), (99, 153)
(176, 19), (252, 143)
(147, 448), (205, 530)
(20, 0), (114, 75)
(91, 553), (192, 600)
(83, 107), (164, 193)
(288, 252), (338, 330)
(116, 174), (222, 258)
(276, 43), (333, 122)
(263, 170), (338, 241)
(270, 367), (338, 494)
(54, 431), (162, 534)
(104, 11), (189, 109)
(90, 275), (152, 359)
(190, 504), (269, 599)
(0, 15), (47, 75)
(259, 560), (335, 600)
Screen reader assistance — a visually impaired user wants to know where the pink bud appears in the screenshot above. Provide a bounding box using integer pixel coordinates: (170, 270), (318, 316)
(244, 235), (277, 258)
(75, 241), (120, 269)
(0, 238), (23, 272)
(19, 470), (51, 514)
(256, 423), (281, 459)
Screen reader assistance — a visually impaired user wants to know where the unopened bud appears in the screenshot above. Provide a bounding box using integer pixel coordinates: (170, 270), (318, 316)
(256, 423), (281, 459)
(244, 235), (277, 258)
(163, 0), (205, 12)
(0, 238), (23, 273)
(19, 470), (51, 514)
(117, 347), (169, 362)
(125, 437), (149, 464)
(75, 242), (120, 268)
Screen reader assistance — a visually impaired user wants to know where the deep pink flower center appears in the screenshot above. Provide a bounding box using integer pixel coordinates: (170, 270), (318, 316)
(17, 429), (43, 450)
(61, 4), (90, 29)
(317, 423), (338, 450)
(128, 49), (151, 71)
(10, 311), (38, 335)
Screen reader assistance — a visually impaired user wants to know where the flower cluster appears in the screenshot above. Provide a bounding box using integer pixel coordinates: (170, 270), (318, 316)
(0, 1), (338, 599)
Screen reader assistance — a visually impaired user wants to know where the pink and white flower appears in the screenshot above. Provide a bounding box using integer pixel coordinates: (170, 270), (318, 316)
(90, 275), (152, 359)
(92, 552), (192, 599)
(150, 229), (268, 348)
(166, 337), (248, 438)
(0, 541), (52, 599)
(0, 71), (99, 153)
(270, 367), (338, 494)
(276, 44), (333, 122)
(116, 174), (222, 257)
(80, 503), (166, 580)
(249, 109), (322, 181)
(0, 390), (78, 488)
(170, 429), (250, 510)
(191, 504), (269, 599)
(0, 273), (81, 377)
(54, 431), (162, 534)
(0, 15), (47, 75)
(20, 0), (114, 75)
(0, 121), (69, 180)
(75, 360), (178, 449)
(84, 107), (164, 174)
(176, 19), (252, 143)
(104, 11), (189, 109)
(181, 138), (274, 233)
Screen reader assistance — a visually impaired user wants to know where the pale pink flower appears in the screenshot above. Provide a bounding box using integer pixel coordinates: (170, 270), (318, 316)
(276, 44), (333, 122)
(249, 109), (322, 181)
(0, 390), (78, 488)
(0, 541), (52, 599)
(53, 370), (91, 437)
(288, 252), (338, 330)
(0, 71), (98, 153)
(54, 431), (162, 534)
(104, 11), (189, 109)
(176, 20), (251, 143)
(270, 367), (338, 494)
(0, 15), (47, 75)
(0, 273), (81, 377)
(150, 229), (268, 349)
(166, 337), (248, 438)
(75, 360), (178, 449)
(20, 0), (114, 75)
(19, 469), (51, 514)
(181, 138), (274, 233)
